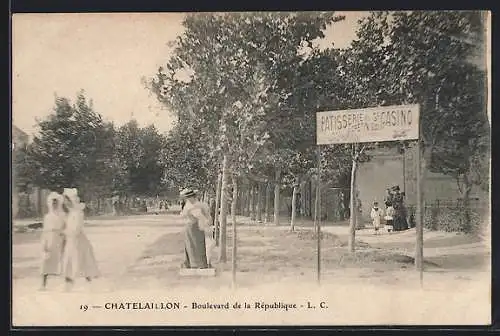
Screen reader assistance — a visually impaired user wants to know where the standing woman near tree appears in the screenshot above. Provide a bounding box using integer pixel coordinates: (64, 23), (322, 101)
(179, 188), (214, 269)
(61, 188), (100, 291)
(39, 191), (66, 290)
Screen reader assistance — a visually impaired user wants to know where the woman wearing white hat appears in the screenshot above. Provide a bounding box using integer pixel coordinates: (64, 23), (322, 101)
(179, 188), (215, 269)
(39, 191), (66, 290)
(61, 188), (100, 290)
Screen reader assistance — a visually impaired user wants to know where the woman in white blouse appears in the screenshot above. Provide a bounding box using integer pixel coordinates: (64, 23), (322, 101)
(61, 188), (100, 290)
(39, 192), (66, 290)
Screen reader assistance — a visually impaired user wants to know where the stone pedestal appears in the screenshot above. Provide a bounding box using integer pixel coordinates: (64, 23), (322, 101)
(179, 268), (216, 277)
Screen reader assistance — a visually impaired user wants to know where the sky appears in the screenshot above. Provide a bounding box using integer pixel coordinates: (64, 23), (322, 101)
(12, 11), (368, 139)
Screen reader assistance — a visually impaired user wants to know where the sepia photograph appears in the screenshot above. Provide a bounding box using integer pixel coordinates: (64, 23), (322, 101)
(11, 11), (491, 327)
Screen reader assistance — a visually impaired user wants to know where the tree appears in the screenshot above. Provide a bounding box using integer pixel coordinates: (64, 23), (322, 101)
(114, 120), (167, 198)
(309, 16), (391, 251)
(381, 11), (489, 232)
(26, 92), (115, 199)
(160, 119), (217, 193)
(323, 10), (489, 248)
(149, 12), (345, 260)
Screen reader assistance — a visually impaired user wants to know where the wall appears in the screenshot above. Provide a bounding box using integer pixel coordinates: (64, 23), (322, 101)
(12, 125), (30, 218)
(357, 149), (404, 223)
(12, 125), (29, 149)
(357, 145), (488, 223)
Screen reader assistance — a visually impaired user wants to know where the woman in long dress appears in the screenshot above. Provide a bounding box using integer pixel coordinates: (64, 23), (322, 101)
(61, 188), (100, 290)
(392, 187), (408, 231)
(180, 188), (214, 269)
(39, 191), (66, 290)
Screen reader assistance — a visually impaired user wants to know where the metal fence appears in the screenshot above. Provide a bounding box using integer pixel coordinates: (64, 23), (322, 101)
(407, 198), (489, 233)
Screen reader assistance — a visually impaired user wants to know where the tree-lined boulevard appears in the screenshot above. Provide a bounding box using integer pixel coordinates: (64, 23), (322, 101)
(11, 11), (490, 325)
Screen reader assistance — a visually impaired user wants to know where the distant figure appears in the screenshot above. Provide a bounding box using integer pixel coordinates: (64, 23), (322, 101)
(384, 201), (395, 233)
(179, 188), (214, 269)
(391, 186), (408, 231)
(385, 188), (393, 206)
(112, 200), (119, 216)
(370, 201), (383, 235)
(355, 192), (364, 229)
(337, 191), (345, 221)
(209, 199), (217, 228)
(39, 192), (66, 290)
(61, 188), (100, 291)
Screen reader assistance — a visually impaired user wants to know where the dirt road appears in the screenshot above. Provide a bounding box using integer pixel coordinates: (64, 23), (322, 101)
(12, 214), (184, 293)
(11, 214), (490, 326)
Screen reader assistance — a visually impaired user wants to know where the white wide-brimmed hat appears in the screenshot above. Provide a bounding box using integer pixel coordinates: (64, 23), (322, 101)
(63, 187), (86, 210)
(46, 191), (63, 209)
(63, 188), (80, 202)
(179, 188), (197, 199)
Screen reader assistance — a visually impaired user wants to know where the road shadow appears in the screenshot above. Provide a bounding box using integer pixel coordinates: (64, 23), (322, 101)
(124, 227), (444, 291)
(425, 253), (490, 271)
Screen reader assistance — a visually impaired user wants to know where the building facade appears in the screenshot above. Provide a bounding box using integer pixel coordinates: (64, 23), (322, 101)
(12, 125), (51, 219)
(12, 125), (29, 219)
(12, 125), (29, 150)
(357, 145), (487, 222)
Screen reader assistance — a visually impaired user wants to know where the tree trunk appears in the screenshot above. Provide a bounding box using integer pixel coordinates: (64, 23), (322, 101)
(256, 183), (263, 223)
(348, 159), (358, 253)
(415, 142), (427, 274)
(252, 184), (258, 221)
(300, 181), (306, 218)
(274, 167), (281, 226)
(245, 183), (251, 217)
(290, 184), (299, 232)
(457, 164), (473, 233)
(461, 172), (473, 233)
(308, 180), (313, 218)
(239, 181), (247, 216)
(218, 155), (229, 262)
(37, 187), (43, 218)
(236, 187), (242, 215)
(231, 175), (238, 288)
(240, 182), (246, 216)
(214, 172), (222, 246)
(12, 187), (19, 219)
(264, 182), (271, 223)
(248, 184), (255, 220)
(242, 183), (247, 217)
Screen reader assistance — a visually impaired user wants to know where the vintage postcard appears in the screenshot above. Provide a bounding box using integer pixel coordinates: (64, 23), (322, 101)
(11, 11), (491, 327)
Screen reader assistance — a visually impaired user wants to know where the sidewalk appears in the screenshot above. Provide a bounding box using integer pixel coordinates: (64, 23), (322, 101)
(12, 219), (42, 228)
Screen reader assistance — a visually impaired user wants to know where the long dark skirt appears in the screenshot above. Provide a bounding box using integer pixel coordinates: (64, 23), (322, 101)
(393, 215), (408, 231)
(183, 223), (208, 269)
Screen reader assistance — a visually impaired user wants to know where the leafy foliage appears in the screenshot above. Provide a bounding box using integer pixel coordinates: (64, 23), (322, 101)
(18, 91), (168, 199)
(113, 120), (166, 196)
(149, 13), (346, 185)
(26, 92), (115, 198)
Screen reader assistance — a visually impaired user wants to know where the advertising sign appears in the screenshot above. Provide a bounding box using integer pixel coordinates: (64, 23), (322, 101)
(316, 105), (420, 145)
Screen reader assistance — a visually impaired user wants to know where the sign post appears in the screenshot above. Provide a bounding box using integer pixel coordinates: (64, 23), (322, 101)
(415, 140), (424, 287)
(315, 146), (321, 285)
(316, 104), (422, 282)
